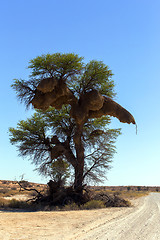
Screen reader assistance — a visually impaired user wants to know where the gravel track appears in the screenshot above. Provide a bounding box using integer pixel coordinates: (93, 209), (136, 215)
(72, 193), (160, 240)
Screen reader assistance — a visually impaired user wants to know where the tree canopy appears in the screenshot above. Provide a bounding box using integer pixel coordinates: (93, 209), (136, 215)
(10, 53), (135, 195)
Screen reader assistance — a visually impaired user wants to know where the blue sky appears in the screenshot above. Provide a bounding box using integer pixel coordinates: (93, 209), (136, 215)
(1, 0), (160, 186)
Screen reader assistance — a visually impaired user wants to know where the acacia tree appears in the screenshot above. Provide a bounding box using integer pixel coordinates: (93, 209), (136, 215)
(9, 107), (120, 187)
(10, 53), (135, 194)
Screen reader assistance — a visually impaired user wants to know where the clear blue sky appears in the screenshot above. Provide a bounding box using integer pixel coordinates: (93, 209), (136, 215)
(1, 0), (160, 186)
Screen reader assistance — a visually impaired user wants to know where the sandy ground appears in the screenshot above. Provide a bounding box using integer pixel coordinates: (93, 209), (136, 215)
(0, 193), (160, 240)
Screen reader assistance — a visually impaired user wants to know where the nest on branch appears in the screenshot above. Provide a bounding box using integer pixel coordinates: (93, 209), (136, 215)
(32, 78), (76, 110)
(88, 96), (135, 124)
(31, 77), (135, 125)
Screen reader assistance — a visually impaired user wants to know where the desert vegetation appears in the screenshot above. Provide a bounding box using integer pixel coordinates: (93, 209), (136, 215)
(0, 180), (154, 211)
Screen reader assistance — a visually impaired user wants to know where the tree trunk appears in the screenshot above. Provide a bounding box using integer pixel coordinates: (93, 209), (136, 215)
(74, 162), (84, 194)
(73, 124), (85, 195)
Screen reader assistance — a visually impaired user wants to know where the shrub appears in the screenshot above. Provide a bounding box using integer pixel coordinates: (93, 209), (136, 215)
(63, 202), (80, 211)
(7, 199), (25, 208)
(92, 191), (131, 207)
(83, 200), (105, 210)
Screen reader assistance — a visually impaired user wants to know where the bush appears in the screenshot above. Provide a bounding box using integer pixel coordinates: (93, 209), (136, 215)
(62, 200), (106, 211)
(0, 198), (30, 209)
(83, 200), (105, 210)
(7, 199), (28, 208)
(63, 202), (80, 211)
(93, 191), (131, 207)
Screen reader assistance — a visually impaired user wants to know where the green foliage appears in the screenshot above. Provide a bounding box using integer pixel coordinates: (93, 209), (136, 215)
(62, 202), (80, 211)
(11, 78), (38, 108)
(10, 52), (121, 186)
(80, 60), (115, 97)
(62, 200), (106, 210)
(38, 105), (74, 140)
(9, 113), (49, 165)
(83, 126), (121, 183)
(48, 159), (70, 184)
(11, 53), (115, 108)
(9, 107), (120, 184)
(28, 53), (84, 78)
(83, 200), (106, 209)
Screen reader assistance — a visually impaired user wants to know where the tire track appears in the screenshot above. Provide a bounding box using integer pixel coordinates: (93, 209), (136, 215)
(73, 193), (160, 240)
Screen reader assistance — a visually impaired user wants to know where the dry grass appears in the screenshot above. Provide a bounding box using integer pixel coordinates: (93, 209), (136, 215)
(91, 188), (149, 200)
(83, 200), (106, 209)
(0, 197), (31, 209)
(118, 190), (149, 200)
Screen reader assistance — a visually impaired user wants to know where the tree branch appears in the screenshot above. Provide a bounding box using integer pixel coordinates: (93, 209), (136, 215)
(17, 181), (43, 201)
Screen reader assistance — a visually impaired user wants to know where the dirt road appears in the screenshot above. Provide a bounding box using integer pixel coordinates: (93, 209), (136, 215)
(73, 193), (160, 240)
(0, 193), (160, 240)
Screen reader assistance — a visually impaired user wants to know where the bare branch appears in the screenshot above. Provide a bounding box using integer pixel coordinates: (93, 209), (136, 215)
(17, 181), (43, 200)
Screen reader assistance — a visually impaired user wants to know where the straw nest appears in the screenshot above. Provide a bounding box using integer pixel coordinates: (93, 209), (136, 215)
(32, 78), (76, 110)
(88, 96), (135, 124)
(31, 78), (135, 125)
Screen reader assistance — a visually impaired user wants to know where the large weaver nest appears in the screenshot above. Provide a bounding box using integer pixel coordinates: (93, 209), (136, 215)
(32, 77), (135, 125)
